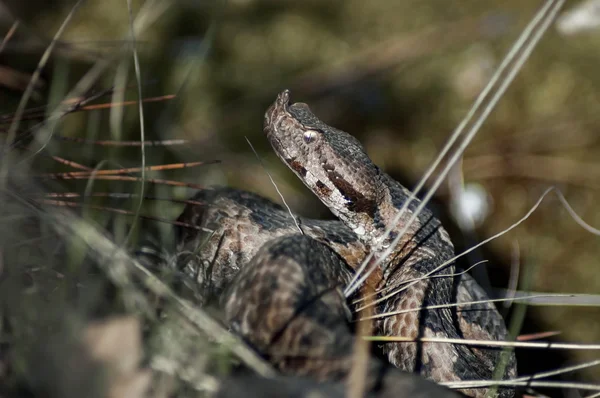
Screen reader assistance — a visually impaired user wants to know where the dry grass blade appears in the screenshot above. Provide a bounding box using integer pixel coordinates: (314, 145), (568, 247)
(79, 94), (176, 110)
(363, 336), (600, 351)
(444, 380), (600, 392)
(358, 293), (576, 321)
(359, 186), (600, 317)
(40, 205), (276, 377)
(358, 186), (554, 309)
(353, 260), (489, 310)
(44, 192), (205, 206)
(39, 174), (206, 189)
(514, 359), (600, 383)
(496, 290), (600, 307)
(344, 0), (566, 297)
(52, 136), (191, 146)
(246, 136), (303, 234)
(0, 21), (19, 55)
(517, 331), (562, 341)
(40, 160), (217, 178)
(437, 358), (600, 392)
(0, 90), (171, 138)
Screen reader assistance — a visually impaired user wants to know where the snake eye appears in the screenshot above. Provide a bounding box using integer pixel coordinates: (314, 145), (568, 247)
(303, 130), (319, 144)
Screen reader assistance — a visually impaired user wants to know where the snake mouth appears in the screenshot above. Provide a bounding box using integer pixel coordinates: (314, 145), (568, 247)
(268, 133), (291, 163)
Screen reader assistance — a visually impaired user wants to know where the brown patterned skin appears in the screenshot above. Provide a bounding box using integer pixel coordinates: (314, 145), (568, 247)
(175, 187), (368, 302)
(175, 192), (461, 397)
(175, 91), (516, 397)
(220, 234), (461, 398)
(264, 90), (516, 396)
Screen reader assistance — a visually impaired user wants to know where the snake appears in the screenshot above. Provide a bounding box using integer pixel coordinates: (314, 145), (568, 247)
(174, 90), (517, 397)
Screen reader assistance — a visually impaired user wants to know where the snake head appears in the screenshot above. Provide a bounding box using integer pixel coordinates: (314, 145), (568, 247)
(264, 90), (385, 241)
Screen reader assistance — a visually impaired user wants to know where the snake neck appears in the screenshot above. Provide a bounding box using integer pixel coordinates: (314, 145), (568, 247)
(339, 171), (455, 279)
(264, 90), (456, 278)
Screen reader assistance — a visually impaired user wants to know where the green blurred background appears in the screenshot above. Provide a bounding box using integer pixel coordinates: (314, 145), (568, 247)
(1, 0), (599, 391)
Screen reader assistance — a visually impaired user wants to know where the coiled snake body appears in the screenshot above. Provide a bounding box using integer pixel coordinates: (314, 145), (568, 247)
(176, 91), (517, 397)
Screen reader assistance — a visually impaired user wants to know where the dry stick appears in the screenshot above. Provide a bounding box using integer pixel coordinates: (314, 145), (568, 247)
(44, 192), (205, 206)
(0, 86), (167, 128)
(43, 155), (213, 198)
(48, 155), (93, 171)
(79, 94), (175, 110)
(0, 90), (173, 131)
(39, 174), (205, 190)
(347, 283), (376, 398)
(69, 155), (193, 229)
(40, 160), (217, 178)
(0, 91), (173, 136)
(53, 136), (191, 146)
(16, 146), (94, 171)
(344, 0), (565, 298)
(516, 331), (561, 341)
(3, 92), (173, 127)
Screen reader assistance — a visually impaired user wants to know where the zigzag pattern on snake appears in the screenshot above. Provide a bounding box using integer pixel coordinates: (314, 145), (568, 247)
(174, 90), (517, 397)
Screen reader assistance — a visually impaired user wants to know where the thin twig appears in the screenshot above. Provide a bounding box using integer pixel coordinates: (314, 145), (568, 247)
(344, 0), (565, 297)
(245, 136), (303, 234)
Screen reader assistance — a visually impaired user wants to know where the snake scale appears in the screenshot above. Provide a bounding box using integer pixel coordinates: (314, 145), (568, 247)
(175, 90), (517, 397)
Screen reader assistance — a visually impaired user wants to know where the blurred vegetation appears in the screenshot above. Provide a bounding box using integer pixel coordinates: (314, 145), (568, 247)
(1, 0), (600, 396)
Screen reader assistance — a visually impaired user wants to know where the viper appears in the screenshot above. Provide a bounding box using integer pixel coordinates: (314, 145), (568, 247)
(175, 90), (517, 397)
